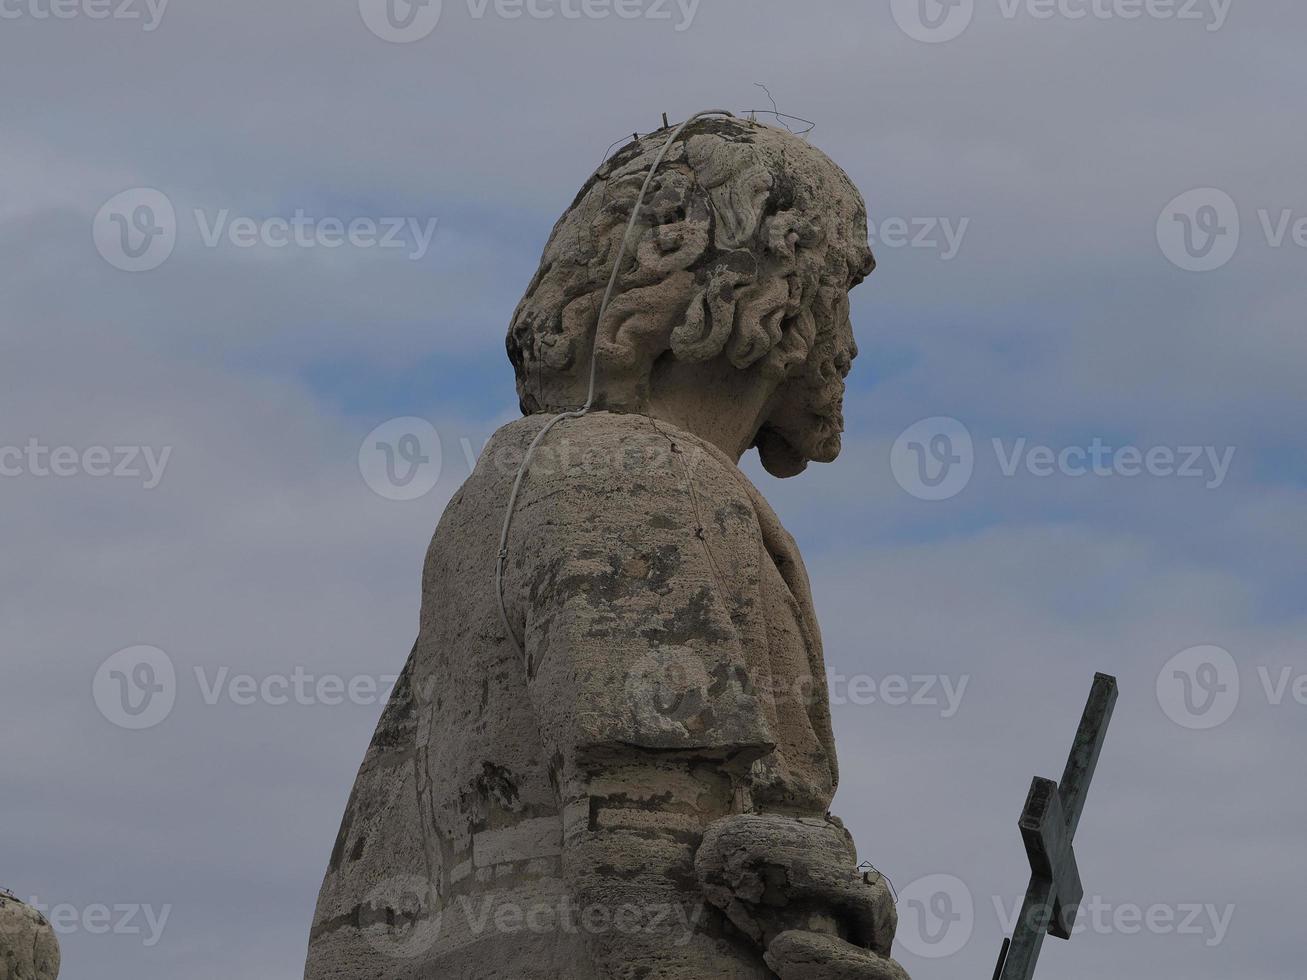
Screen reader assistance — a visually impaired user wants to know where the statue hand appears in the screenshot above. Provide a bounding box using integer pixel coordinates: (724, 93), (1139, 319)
(694, 813), (900, 960)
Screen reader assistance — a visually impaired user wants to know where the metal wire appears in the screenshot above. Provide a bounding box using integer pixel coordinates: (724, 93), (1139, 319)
(494, 109), (736, 659)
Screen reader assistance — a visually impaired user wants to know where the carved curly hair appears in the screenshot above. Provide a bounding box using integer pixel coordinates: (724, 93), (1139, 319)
(506, 118), (874, 416)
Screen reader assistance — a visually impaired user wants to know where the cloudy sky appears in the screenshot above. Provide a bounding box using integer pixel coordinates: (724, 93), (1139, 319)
(2, 0), (1303, 977)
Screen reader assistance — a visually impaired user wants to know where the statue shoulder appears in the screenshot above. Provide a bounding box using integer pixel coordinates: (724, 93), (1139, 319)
(492, 412), (750, 521)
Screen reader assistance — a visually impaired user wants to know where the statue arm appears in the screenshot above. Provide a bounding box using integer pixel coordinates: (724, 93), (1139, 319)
(520, 536), (907, 979)
(508, 425), (906, 978)
(508, 441), (776, 976)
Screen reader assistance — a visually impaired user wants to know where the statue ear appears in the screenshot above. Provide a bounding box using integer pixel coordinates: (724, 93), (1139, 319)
(670, 265), (741, 362)
(592, 271), (701, 407)
(725, 276), (791, 370)
(761, 307), (817, 381)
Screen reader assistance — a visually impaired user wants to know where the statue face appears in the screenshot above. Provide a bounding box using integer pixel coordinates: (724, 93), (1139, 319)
(755, 203), (873, 478)
(756, 298), (857, 476)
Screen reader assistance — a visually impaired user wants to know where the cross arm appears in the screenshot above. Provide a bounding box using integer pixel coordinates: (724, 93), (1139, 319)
(1020, 777), (1083, 939)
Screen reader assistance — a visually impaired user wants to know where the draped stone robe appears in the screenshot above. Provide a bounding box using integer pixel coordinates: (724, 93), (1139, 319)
(305, 411), (840, 979)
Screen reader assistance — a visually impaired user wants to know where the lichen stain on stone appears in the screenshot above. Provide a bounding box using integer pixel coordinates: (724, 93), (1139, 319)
(708, 663), (751, 699)
(641, 586), (731, 645)
(475, 762), (522, 812)
(713, 499), (754, 536)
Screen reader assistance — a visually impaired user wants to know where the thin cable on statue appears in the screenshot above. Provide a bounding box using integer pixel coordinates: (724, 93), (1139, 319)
(494, 109), (737, 659)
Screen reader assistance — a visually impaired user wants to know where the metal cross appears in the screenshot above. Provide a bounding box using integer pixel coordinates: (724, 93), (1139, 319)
(992, 672), (1118, 980)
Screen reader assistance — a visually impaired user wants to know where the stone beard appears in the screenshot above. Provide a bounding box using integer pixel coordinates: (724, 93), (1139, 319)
(304, 119), (910, 980)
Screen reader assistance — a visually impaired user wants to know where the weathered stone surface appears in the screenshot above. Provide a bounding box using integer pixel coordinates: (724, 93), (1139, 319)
(0, 894), (60, 980)
(305, 117), (900, 978)
(697, 813), (898, 958)
(766, 930), (912, 980)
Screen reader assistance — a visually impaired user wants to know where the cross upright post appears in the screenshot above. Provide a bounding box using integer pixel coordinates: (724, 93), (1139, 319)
(992, 672), (1118, 980)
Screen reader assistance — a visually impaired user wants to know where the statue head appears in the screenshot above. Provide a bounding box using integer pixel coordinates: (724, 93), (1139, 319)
(506, 118), (875, 477)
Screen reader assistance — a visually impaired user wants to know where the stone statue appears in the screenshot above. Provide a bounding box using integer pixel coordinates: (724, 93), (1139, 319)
(0, 892), (60, 980)
(305, 117), (908, 980)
